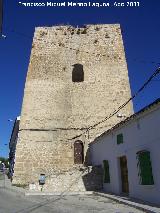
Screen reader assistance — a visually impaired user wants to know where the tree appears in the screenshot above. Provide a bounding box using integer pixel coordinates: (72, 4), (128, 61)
(0, 157), (9, 168)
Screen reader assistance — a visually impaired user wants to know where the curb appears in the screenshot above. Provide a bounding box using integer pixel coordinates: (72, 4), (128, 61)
(25, 191), (94, 196)
(3, 182), (159, 213)
(93, 192), (160, 213)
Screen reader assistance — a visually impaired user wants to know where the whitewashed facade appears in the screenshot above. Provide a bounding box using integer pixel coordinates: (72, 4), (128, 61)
(90, 99), (160, 205)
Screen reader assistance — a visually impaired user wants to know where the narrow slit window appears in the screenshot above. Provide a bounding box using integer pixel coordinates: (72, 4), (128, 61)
(72, 64), (84, 82)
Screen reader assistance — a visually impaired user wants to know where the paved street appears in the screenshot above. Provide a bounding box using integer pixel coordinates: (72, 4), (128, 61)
(0, 188), (144, 213)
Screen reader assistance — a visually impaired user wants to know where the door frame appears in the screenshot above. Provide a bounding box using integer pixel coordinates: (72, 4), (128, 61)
(74, 140), (84, 164)
(119, 155), (129, 194)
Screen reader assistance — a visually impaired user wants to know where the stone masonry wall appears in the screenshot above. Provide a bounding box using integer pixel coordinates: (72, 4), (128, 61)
(29, 165), (103, 192)
(13, 24), (133, 187)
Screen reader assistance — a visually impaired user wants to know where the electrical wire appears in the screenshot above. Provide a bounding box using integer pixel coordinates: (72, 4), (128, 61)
(3, 27), (160, 141)
(3, 27), (160, 66)
(67, 67), (160, 141)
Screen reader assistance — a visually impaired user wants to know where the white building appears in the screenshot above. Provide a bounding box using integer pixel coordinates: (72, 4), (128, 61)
(90, 99), (160, 205)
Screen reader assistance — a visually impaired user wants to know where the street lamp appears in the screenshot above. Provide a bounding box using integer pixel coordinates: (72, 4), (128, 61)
(117, 113), (126, 118)
(8, 119), (13, 122)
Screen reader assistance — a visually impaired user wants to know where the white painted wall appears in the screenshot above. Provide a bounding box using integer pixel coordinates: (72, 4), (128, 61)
(90, 104), (160, 205)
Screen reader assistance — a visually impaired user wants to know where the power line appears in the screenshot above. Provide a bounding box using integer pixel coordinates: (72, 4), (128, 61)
(89, 67), (160, 128)
(127, 58), (160, 66)
(4, 27), (160, 66)
(67, 67), (160, 141)
(4, 27), (160, 141)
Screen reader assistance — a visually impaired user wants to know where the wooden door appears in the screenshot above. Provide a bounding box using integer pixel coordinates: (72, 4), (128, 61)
(74, 141), (84, 164)
(120, 156), (129, 193)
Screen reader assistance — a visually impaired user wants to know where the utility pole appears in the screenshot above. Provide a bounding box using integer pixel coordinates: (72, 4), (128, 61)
(0, 0), (3, 36)
(0, 0), (6, 38)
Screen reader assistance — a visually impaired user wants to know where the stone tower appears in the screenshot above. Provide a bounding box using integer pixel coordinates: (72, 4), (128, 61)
(13, 24), (133, 190)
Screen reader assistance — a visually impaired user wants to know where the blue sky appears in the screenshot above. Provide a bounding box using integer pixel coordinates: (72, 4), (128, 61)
(0, 0), (160, 157)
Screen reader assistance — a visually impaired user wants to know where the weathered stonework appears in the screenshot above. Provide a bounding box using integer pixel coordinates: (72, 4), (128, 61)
(13, 24), (133, 191)
(29, 165), (103, 192)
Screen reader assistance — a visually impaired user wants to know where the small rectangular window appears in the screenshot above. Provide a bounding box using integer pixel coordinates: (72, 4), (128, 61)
(137, 151), (154, 185)
(103, 160), (110, 183)
(117, 133), (123, 145)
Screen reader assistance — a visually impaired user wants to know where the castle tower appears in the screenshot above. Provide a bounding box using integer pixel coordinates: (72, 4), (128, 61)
(13, 24), (133, 189)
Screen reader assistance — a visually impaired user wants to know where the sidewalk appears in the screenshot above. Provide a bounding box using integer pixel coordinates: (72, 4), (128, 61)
(94, 191), (160, 213)
(25, 189), (160, 213)
(0, 174), (25, 195)
(1, 175), (160, 213)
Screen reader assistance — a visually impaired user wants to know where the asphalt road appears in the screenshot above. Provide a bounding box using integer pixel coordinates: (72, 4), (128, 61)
(0, 188), (144, 213)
